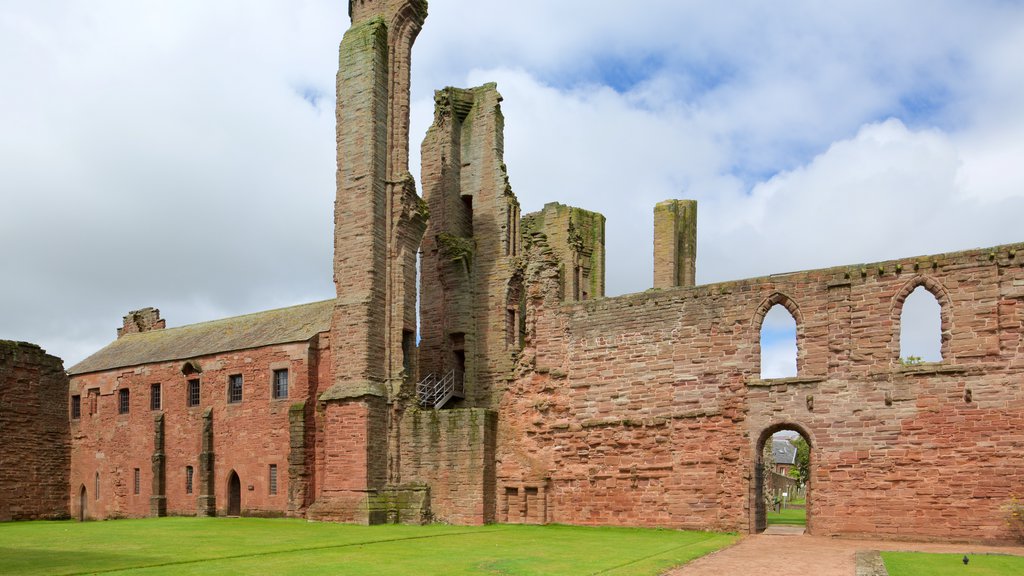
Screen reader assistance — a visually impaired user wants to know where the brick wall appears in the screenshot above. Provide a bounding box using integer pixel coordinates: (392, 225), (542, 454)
(69, 340), (321, 519)
(501, 242), (1024, 542)
(399, 408), (496, 525)
(0, 341), (69, 520)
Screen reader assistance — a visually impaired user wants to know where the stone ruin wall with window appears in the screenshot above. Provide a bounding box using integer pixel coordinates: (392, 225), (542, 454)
(496, 238), (1024, 541)
(0, 341), (69, 521)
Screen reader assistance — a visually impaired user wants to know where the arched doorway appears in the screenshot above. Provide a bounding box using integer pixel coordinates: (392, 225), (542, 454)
(78, 485), (87, 521)
(227, 471), (241, 517)
(752, 423), (812, 534)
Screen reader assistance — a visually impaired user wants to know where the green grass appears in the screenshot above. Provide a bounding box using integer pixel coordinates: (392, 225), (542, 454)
(0, 518), (738, 575)
(766, 507), (806, 526)
(882, 552), (1024, 576)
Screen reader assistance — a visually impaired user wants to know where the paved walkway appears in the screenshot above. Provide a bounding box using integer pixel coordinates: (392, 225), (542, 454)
(666, 533), (1024, 576)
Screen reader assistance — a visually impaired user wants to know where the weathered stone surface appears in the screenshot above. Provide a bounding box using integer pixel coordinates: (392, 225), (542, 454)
(0, 341), (69, 521)
(653, 199), (697, 289)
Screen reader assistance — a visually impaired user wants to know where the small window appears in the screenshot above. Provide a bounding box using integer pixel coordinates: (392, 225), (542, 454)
(269, 464), (278, 495)
(71, 395), (81, 420)
(228, 374), (243, 404)
(150, 383), (161, 411)
(185, 466), (194, 494)
(187, 379), (201, 407)
(133, 468), (141, 495)
(900, 286), (943, 363)
(118, 388), (130, 414)
(95, 472), (100, 500)
(272, 369), (288, 400)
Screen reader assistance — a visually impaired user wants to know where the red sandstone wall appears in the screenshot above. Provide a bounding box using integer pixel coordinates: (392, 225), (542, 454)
(502, 243), (1024, 542)
(69, 339), (323, 519)
(399, 408), (496, 525)
(0, 341), (70, 520)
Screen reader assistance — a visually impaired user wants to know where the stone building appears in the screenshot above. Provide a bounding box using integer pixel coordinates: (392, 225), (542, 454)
(58, 0), (1024, 543)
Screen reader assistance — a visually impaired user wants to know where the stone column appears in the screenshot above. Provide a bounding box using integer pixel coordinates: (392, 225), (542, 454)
(149, 412), (167, 517)
(653, 199), (697, 289)
(196, 408), (216, 516)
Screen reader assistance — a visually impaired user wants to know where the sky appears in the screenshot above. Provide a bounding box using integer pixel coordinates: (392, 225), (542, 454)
(2, 0), (1022, 368)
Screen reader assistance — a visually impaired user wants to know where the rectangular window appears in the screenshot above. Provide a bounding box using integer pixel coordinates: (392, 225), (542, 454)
(228, 374), (243, 403)
(71, 395), (81, 420)
(272, 369), (288, 400)
(118, 388), (130, 414)
(150, 383), (161, 410)
(185, 466), (194, 494)
(133, 468), (140, 495)
(269, 464), (278, 495)
(187, 379), (201, 407)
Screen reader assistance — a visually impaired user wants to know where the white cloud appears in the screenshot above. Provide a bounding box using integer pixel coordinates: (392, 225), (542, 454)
(2, 1), (1023, 366)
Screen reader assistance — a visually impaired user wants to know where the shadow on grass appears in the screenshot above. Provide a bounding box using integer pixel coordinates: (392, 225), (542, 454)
(0, 546), (150, 576)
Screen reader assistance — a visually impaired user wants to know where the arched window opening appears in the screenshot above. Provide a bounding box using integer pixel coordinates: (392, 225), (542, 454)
(899, 286), (942, 364)
(760, 305), (797, 379)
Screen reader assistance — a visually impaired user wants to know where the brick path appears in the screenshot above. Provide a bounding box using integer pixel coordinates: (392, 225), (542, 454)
(665, 534), (1024, 576)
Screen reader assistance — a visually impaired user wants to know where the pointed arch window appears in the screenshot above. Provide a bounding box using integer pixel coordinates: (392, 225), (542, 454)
(760, 305), (798, 379)
(898, 285), (943, 363)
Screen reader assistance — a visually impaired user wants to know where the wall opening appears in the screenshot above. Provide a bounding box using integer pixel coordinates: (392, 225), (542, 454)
(752, 425), (811, 534)
(78, 485), (87, 521)
(899, 286), (943, 363)
(227, 471), (241, 516)
(760, 305), (798, 379)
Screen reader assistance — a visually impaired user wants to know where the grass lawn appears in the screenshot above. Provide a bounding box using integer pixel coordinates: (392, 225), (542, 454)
(0, 518), (738, 575)
(882, 552), (1024, 576)
(765, 507), (806, 526)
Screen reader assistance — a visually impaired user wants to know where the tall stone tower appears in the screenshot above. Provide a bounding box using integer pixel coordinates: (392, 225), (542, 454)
(309, 0), (428, 524)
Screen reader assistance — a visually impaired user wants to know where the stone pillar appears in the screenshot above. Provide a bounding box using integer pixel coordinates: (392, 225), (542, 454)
(149, 413), (167, 517)
(313, 0), (428, 524)
(196, 408), (216, 516)
(287, 402), (307, 515)
(653, 199), (697, 289)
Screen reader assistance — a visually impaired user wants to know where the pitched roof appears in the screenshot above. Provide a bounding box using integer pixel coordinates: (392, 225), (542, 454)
(771, 439), (798, 465)
(67, 300), (333, 376)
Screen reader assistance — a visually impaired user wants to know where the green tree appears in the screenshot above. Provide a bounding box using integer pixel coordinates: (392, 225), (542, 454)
(787, 437), (810, 488)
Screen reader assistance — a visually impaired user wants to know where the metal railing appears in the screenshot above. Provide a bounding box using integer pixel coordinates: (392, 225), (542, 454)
(416, 369), (464, 409)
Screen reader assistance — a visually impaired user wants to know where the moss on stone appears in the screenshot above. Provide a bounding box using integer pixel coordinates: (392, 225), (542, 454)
(437, 233), (474, 268)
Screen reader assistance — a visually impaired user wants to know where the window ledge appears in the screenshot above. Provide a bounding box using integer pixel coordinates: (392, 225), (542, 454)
(893, 363), (968, 376)
(747, 376), (826, 388)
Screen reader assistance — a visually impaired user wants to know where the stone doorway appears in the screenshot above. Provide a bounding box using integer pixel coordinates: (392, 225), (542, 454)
(78, 485), (87, 521)
(227, 471), (241, 516)
(752, 423), (812, 534)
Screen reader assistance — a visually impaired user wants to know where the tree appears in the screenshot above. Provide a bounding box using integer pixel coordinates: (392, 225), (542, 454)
(787, 437), (810, 489)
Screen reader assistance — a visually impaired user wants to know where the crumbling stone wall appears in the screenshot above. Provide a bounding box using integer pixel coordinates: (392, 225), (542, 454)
(0, 341), (69, 520)
(522, 202), (606, 302)
(501, 242), (1024, 542)
(419, 83), (522, 407)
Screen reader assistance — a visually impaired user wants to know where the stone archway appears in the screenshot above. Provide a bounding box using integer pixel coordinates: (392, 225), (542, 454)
(752, 423), (813, 534)
(78, 485), (87, 521)
(226, 471), (241, 517)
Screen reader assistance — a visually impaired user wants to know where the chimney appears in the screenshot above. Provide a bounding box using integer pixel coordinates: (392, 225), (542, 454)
(117, 307), (166, 338)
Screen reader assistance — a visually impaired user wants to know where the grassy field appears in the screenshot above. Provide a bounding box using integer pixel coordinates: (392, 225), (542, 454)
(765, 507), (806, 526)
(0, 518), (738, 575)
(882, 552), (1024, 576)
